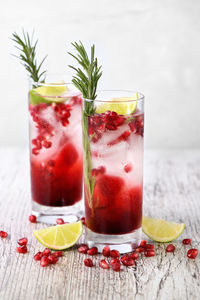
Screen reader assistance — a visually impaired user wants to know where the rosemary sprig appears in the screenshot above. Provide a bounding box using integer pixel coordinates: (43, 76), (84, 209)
(12, 30), (47, 83)
(68, 41), (102, 208)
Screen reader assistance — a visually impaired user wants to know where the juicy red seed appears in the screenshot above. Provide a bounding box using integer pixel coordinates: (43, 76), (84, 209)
(110, 250), (120, 258)
(56, 218), (65, 225)
(182, 239), (192, 245)
(43, 248), (51, 256)
(78, 244), (89, 254)
(130, 252), (139, 260)
(124, 163), (132, 173)
(121, 131), (131, 141)
(62, 119), (69, 127)
(166, 244), (176, 253)
(187, 248), (198, 259)
(121, 254), (130, 263)
(111, 262), (121, 272)
(16, 246), (28, 254)
(43, 140), (52, 149)
(40, 256), (50, 267)
(53, 251), (63, 258)
(99, 259), (110, 269)
(48, 254), (59, 264)
(129, 123), (137, 133)
(0, 231), (8, 238)
(136, 246), (144, 253)
(29, 215), (37, 223)
(122, 258), (135, 266)
(84, 258), (93, 267)
(81, 217), (86, 225)
(144, 251), (155, 257)
(145, 244), (154, 250)
(110, 258), (120, 265)
(140, 240), (147, 247)
(38, 135), (45, 141)
(18, 237), (28, 246)
(102, 246), (110, 257)
(32, 148), (39, 155)
(87, 247), (98, 255)
(34, 252), (43, 261)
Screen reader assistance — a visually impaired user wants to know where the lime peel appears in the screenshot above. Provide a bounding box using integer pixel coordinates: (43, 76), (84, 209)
(30, 84), (69, 105)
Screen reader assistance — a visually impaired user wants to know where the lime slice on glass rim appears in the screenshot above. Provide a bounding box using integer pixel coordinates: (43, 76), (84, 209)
(95, 92), (138, 115)
(33, 221), (83, 250)
(29, 84), (69, 105)
(142, 216), (185, 242)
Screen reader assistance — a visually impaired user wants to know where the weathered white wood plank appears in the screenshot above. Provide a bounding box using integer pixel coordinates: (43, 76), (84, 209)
(0, 148), (199, 300)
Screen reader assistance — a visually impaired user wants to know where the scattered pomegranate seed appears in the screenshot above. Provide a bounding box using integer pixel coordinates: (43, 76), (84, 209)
(32, 148), (39, 155)
(122, 258), (135, 267)
(144, 250), (155, 257)
(16, 246), (28, 254)
(29, 215), (37, 223)
(145, 244), (154, 250)
(121, 254), (130, 263)
(136, 246), (144, 253)
(84, 258), (93, 267)
(110, 249), (120, 258)
(34, 252), (43, 261)
(87, 247), (98, 255)
(48, 254), (59, 264)
(43, 140), (52, 149)
(130, 252), (139, 260)
(42, 248), (51, 256)
(110, 258), (120, 265)
(124, 163), (132, 173)
(18, 237), (28, 246)
(40, 256), (50, 267)
(102, 246), (110, 257)
(187, 249), (198, 259)
(0, 231), (8, 238)
(81, 217), (86, 225)
(53, 251), (63, 258)
(166, 244), (176, 253)
(99, 259), (110, 269)
(111, 262), (121, 272)
(78, 244), (89, 254)
(140, 240), (147, 247)
(56, 218), (65, 225)
(182, 239), (192, 245)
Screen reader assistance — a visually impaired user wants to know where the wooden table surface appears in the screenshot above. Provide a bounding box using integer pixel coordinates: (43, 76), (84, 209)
(0, 148), (199, 300)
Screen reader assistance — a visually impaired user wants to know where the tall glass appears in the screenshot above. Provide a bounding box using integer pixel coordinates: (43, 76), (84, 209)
(82, 91), (144, 253)
(29, 79), (83, 223)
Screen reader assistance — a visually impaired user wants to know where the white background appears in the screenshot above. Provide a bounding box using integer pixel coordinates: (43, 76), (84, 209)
(0, 0), (200, 149)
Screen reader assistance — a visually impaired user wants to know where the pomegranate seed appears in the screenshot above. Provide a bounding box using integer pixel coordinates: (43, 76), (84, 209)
(130, 252), (139, 260)
(124, 163), (132, 173)
(102, 246), (110, 257)
(81, 217), (86, 225)
(136, 246), (144, 253)
(129, 123), (137, 133)
(182, 239), (192, 245)
(99, 259), (109, 269)
(144, 250), (155, 257)
(34, 252), (43, 261)
(29, 215), (37, 223)
(0, 231), (8, 238)
(140, 240), (147, 247)
(145, 244), (154, 250)
(42, 248), (51, 256)
(32, 148), (39, 155)
(84, 258), (93, 267)
(53, 251), (63, 257)
(110, 249), (120, 258)
(110, 258), (120, 265)
(166, 244), (176, 253)
(122, 258), (135, 267)
(111, 262), (121, 272)
(40, 256), (50, 267)
(48, 254), (59, 264)
(187, 249), (198, 259)
(121, 254), (130, 263)
(43, 140), (52, 149)
(78, 244), (89, 254)
(18, 237), (28, 246)
(87, 247), (98, 255)
(16, 246), (28, 254)
(56, 218), (65, 225)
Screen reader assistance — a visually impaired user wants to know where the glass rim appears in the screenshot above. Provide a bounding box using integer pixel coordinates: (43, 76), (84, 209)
(84, 90), (145, 103)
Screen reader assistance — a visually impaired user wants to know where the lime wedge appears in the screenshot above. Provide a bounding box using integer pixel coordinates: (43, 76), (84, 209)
(96, 93), (138, 115)
(30, 84), (68, 105)
(142, 216), (185, 242)
(33, 221), (83, 250)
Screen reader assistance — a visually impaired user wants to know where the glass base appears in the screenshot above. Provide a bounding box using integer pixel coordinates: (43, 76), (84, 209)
(32, 200), (84, 224)
(85, 227), (142, 254)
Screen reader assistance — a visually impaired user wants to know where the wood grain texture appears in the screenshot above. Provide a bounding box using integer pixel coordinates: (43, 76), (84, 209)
(0, 148), (199, 300)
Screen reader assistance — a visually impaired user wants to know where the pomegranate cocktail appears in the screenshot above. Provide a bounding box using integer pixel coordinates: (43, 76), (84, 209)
(29, 83), (83, 221)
